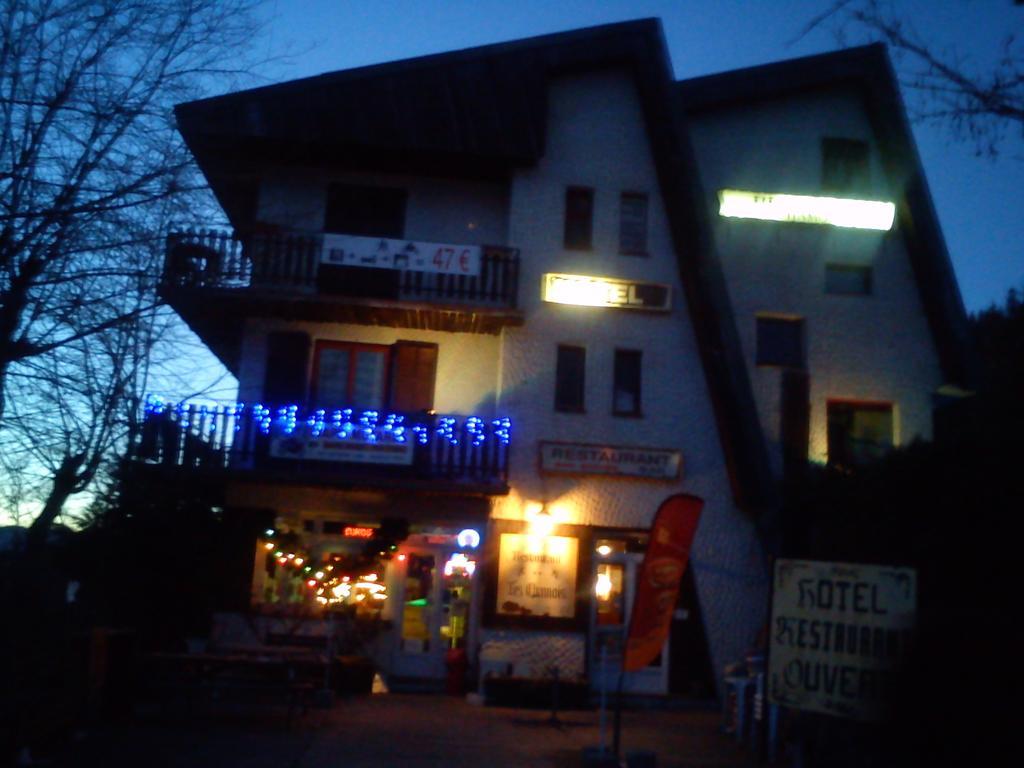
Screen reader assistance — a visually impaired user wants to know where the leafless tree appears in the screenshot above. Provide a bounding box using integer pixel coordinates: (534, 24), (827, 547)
(802, 0), (1024, 158)
(0, 0), (266, 544)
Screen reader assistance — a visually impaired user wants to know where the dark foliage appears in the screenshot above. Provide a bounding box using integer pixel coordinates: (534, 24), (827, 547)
(780, 287), (1022, 767)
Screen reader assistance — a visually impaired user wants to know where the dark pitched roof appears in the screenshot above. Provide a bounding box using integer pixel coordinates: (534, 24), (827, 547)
(677, 44), (976, 389)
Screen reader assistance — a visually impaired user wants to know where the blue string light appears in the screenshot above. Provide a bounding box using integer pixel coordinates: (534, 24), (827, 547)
(145, 396), (511, 450)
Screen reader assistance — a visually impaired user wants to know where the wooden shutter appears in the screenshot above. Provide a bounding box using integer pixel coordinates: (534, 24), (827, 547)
(263, 331), (310, 405)
(389, 341), (438, 413)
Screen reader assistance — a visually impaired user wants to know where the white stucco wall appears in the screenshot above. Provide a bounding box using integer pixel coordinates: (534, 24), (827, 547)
(255, 167), (509, 247)
(686, 90), (946, 470)
(236, 318), (501, 417)
(494, 71), (769, 681)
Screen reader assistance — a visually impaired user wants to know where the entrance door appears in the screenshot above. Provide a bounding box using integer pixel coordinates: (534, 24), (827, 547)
(392, 550), (444, 681)
(589, 551), (668, 695)
(389, 545), (478, 685)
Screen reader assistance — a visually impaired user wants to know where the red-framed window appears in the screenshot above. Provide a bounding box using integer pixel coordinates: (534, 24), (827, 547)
(311, 341), (390, 410)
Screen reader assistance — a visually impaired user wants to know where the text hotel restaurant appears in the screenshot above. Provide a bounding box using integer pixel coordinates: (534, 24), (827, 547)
(133, 20), (971, 697)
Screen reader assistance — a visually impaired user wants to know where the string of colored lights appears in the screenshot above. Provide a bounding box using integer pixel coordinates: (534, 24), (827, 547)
(261, 529), (389, 608)
(144, 395), (512, 447)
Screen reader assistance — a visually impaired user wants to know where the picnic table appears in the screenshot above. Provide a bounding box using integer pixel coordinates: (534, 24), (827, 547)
(143, 649), (324, 722)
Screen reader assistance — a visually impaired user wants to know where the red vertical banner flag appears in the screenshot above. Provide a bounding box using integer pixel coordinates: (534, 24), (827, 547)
(623, 494), (704, 672)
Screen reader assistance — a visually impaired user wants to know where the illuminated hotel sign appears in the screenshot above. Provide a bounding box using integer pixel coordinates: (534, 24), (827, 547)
(718, 190), (896, 231)
(542, 273), (671, 311)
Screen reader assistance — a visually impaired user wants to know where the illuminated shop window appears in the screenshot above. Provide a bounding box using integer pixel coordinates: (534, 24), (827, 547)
(827, 401), (894, 468)
(595, 562), (625, 626)
(564, 186), (594, 251)
(822, 137), (870, 193)
(756, 316), (805, 369)
(619, 192), (648, 256)
(825, 264), (873, 296)
(555, 344), (586, 413)
(612, 349), (642, 417)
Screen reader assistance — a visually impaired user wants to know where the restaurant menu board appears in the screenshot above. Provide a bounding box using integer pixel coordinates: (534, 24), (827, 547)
(322, 233), (481, 276)
(769, 559), (916, 721)
(496, 533), (578, 619)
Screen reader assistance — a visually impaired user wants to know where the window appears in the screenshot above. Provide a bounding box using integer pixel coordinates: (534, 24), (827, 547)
(263, 331), (311, 405)
(822, 138), (870, 193)
(827, 401), (894, 468)
(554, 345), (586, 412)
(564, 187), (594, 250)
(825, 264), (873, 295)
(613, 349), (642, 416)
(312, 341), (390, 409)
(324, 183), (406, 237)
(756, 316), (804, 368)
(619, 193), (648, 255)
(389, 341), (438, 413)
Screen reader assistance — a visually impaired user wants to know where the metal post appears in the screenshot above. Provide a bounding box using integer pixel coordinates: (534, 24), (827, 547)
(612, 669), (625, 760)
(598, 644), (608, 753)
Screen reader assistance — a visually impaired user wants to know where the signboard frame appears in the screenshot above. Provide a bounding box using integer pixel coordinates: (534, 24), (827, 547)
(481, 518), (591, 632)
(768, 558), (917, 721)
(322, 233), (482, 276)
(538, 440), (682, 481)
(541, 273), (672, 312)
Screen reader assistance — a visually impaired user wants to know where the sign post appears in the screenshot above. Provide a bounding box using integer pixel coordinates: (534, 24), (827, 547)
(614, 494), (704, 758)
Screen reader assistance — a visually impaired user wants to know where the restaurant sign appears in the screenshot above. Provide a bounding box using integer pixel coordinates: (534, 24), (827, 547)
(496, 533), (579, 619)
(539, 441), (682, 481)
(322, 233), (481, 276)
(770, 559), (916, 721)
(542, 273), (671, 311)
(270, 433), (414, 465)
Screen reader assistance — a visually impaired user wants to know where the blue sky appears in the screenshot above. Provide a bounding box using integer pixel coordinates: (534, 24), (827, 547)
(255, 0), (1023, 313)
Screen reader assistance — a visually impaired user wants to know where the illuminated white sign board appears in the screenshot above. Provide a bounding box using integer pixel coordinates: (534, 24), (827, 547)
(770, 559), (916, 721)
(497, 533), (579, 619)
(542, 273), (671, 311)
(718, 190), (895, 231)
(322, 233), (482, 276)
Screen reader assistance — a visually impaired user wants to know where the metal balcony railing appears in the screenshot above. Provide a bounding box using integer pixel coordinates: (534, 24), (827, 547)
(133, 401), (511, 487)
(163, 229), (520, 308)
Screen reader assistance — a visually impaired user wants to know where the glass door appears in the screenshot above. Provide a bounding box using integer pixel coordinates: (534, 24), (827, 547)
(589, 550), (668, 694)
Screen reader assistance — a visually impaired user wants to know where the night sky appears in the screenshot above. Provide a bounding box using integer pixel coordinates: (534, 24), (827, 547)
(256, 0), (1023, 313)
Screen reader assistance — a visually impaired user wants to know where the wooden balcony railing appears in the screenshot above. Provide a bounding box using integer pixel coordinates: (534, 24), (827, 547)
(163, 229), (519, 308)
(133, 401), (512, 488)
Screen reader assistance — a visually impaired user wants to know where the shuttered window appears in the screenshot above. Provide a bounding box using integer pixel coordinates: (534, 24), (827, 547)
(263, 331), (310, 405)
(389, 341), (438, 413)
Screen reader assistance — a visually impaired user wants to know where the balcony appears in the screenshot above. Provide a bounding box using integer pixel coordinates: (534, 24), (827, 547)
(160, 230), (523, 371)
(131, 400), (512, 496)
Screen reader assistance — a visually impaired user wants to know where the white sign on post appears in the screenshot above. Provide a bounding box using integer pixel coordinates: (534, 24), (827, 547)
(322, 233), (482, 276)
(769, 559), (916, 721)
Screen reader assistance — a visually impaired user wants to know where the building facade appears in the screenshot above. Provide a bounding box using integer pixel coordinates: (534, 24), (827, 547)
(135, 20), (970, 698)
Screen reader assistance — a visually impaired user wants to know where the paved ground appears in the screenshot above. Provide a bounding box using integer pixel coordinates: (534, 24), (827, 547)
(58, 693), (751, 768)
